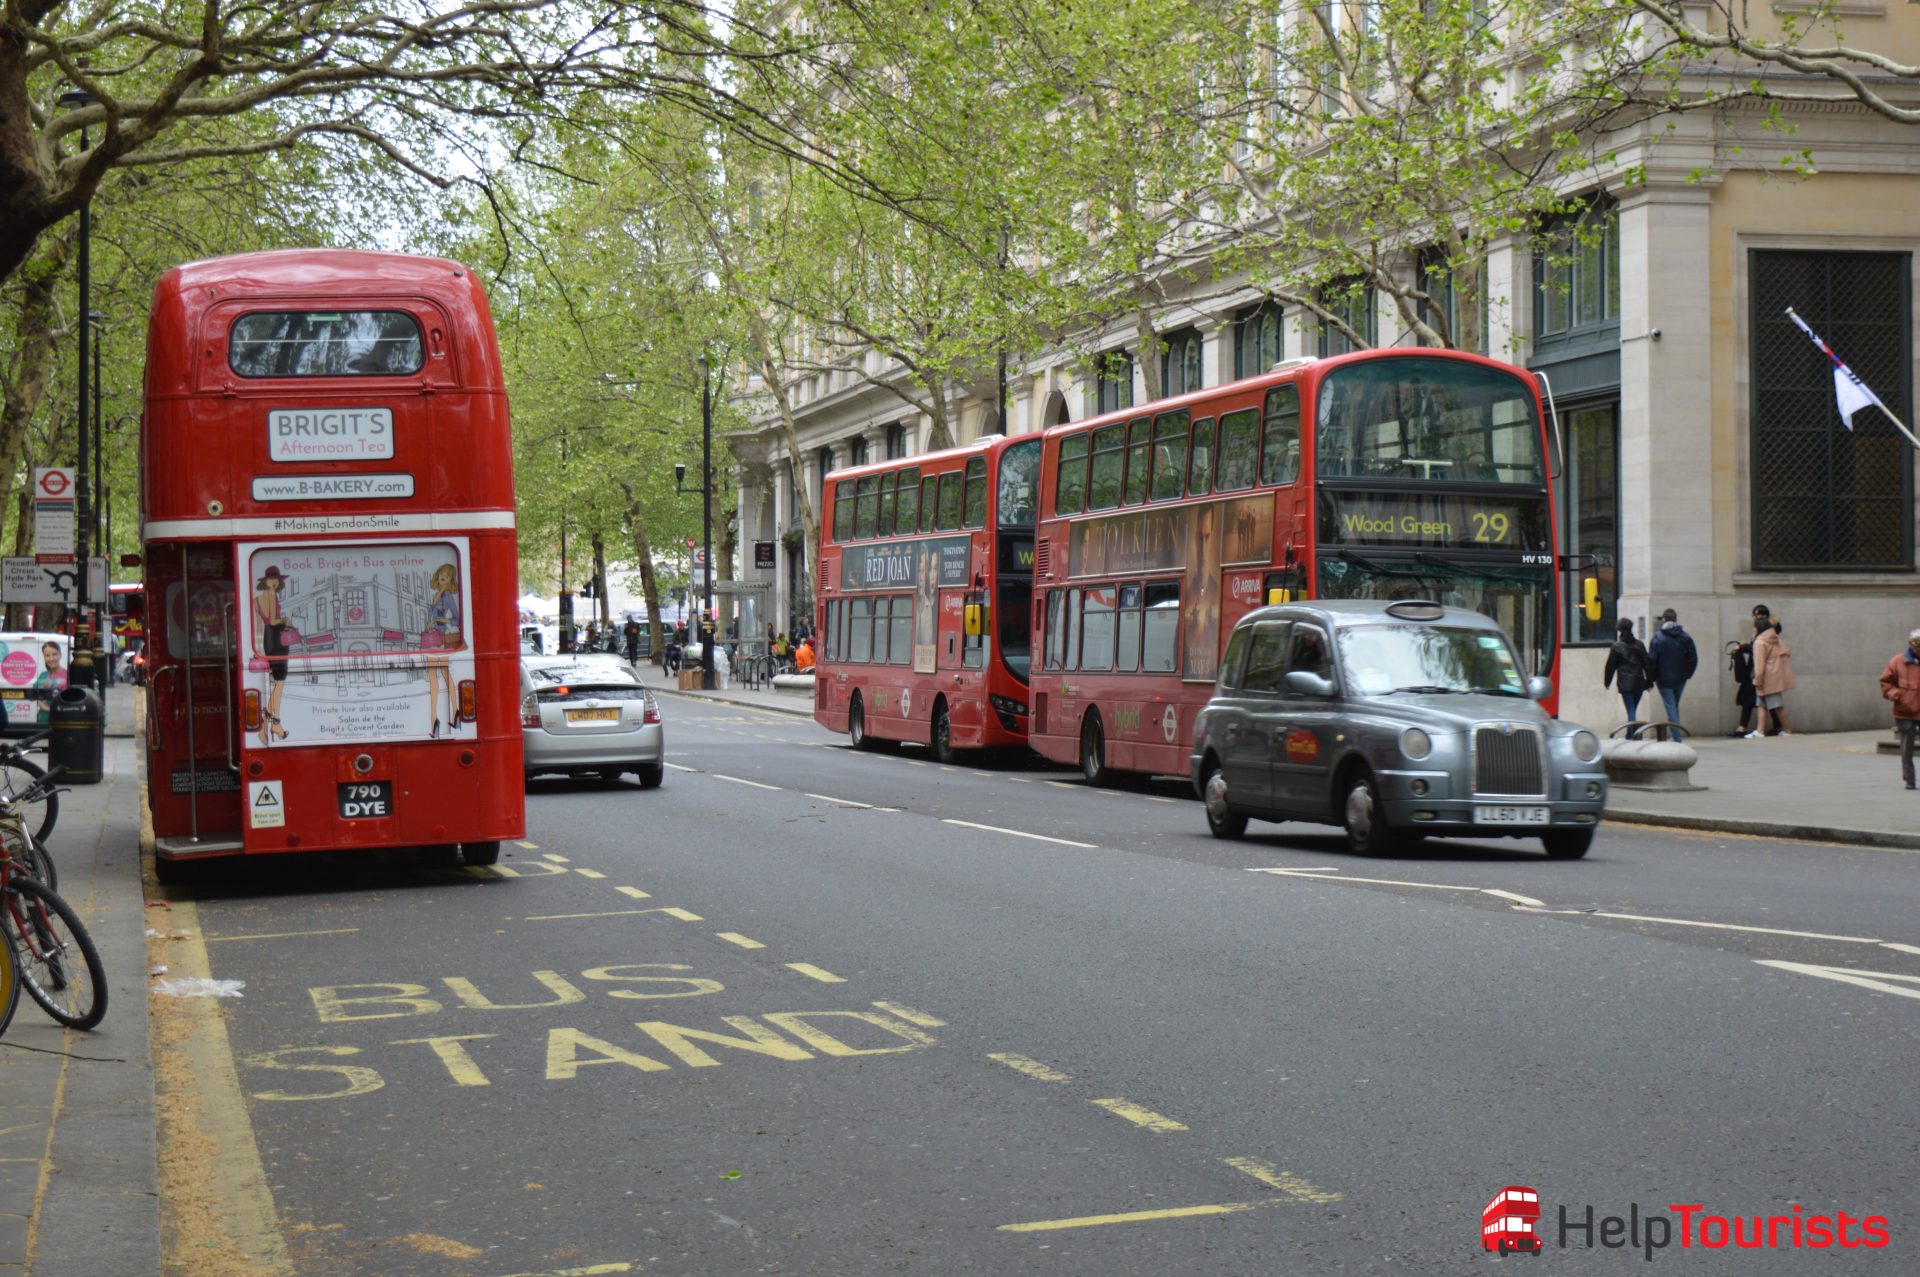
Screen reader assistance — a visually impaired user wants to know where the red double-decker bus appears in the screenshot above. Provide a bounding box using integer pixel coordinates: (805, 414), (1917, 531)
(141, 249), (524, 880)
(1030, 349), (1561, 784)
(1482, 1185), (1543, 1255)
(813, 434), (1039, 759)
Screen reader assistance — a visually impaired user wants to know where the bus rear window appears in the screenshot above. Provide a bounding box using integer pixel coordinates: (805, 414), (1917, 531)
(230, 311), (425, 378)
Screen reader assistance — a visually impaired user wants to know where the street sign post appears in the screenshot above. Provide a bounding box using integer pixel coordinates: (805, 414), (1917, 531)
(32, 468), (76, 558)
(1, 557), (108, 605)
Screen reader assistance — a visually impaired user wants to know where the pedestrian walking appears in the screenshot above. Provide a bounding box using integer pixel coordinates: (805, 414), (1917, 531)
(1878, 628), (1920, 789)
(1748, 614), (1795, 737)
(1647, 608), (1698, 741)
(623, 617), (641, 666)
(1602, 617), (1654, 738)
(1724, 638), (1757, 737)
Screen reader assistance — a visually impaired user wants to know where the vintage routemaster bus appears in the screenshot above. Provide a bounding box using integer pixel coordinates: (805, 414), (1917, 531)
(1481, 1185), (1544, 1255)
(813, 434), (1039, 759)
(1029, 348), (1562, 784)
(141, 249), (524, 879)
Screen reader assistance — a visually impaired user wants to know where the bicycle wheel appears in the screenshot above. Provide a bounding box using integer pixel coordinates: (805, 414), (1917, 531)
(6, 877), (105, 1030)
(0, 758), (57, 847)
(1, 820), (55, 892)
(0, 928), (22, 1038)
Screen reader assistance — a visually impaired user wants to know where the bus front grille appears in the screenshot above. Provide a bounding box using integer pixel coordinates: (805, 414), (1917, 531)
(1471, 725), (1545, 798)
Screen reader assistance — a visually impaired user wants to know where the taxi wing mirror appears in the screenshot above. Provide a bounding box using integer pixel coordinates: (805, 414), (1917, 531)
(1284, 670), (1336, 698)
(1525, 676), (1554, 702)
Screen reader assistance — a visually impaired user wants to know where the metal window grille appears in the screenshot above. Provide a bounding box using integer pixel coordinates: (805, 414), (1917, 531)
(1750, 250), (1912, 570)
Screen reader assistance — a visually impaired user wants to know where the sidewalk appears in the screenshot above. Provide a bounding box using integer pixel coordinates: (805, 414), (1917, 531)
(643, 665), (816, 719)
(655, 673), (1920, 850)
(0, 713), (159, 1275)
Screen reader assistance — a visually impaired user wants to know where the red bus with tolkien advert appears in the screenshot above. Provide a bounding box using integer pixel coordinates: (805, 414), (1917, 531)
(141, 249), (524, 880)
(1029, 348), (1563, 784)
(813, 434), (1040, 759)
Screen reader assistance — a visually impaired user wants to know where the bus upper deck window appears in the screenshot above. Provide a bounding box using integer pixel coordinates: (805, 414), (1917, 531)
(229, 311), (424, 378)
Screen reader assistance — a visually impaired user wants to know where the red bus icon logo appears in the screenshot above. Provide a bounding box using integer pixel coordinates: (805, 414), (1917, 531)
(1482, 1185), (1543, 1256)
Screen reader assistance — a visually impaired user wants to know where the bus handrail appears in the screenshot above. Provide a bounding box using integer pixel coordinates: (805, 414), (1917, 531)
(222, 600), (237, 773)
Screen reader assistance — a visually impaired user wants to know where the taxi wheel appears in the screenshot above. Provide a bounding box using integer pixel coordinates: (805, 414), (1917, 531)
(462, 840), (502, 867)
(1080, 713), (1113, 788)
(931, 702), (957, 765)
(1342, 772), (1398, 855)
(1202, 762), (1247, 840)
(637, 762), (664, 789)
(1542, 827), (1595, 859)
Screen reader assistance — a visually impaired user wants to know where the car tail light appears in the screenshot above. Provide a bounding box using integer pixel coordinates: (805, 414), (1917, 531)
(643, 690), (660, 724)
(243, 689), (262, 732)
(520, 692), (540, 728)
(459, 679), (477, 723)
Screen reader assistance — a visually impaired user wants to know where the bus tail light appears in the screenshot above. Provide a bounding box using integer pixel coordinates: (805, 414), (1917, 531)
(643, 690), (660, 725)
(521, 693), (541, 728)
(458, 679), (476, 724)
(243, 689), (262, 732)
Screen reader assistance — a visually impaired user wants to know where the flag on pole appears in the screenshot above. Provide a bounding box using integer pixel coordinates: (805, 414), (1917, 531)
(1785, 307), (1888, 430)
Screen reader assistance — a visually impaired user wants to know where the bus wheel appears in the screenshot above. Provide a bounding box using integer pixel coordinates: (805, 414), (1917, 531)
(1341, 771), (1398, 855)
(931, 701), (957, 764)
(848, 694), (871, 750)
(462, 840), (502, 867)
(1201, 761), (1247, 840)
(1542, 827), (1595, 860)
(1080, 713), (1113, 788)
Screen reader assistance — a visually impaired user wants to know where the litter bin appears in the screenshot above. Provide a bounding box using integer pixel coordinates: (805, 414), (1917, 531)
(47, 685), (105, 785)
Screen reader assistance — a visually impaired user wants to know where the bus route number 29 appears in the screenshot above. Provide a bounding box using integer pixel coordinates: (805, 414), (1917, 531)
(1470, 511), (1512, 544)
(337, 781), (394, 820)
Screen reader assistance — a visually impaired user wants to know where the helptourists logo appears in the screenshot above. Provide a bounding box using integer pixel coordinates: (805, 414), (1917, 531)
(1480, 1186), (1892, 1260)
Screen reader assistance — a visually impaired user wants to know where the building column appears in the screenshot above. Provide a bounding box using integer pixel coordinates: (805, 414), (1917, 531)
(770, 454), (790, 637)
(1197, 315), (1231, 389)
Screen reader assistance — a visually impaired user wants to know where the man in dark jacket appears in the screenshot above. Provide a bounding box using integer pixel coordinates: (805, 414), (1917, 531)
(1648, 607), (1699, 741)
(1602, 617), (1654, 738)
(1878, 628), (1920, 790)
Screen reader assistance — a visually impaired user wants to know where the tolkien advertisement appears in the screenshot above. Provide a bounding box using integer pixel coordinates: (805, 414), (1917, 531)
(238, 539), (475, 746)
(1067, 495), (1273, 683)
(840, 536), (972, 674)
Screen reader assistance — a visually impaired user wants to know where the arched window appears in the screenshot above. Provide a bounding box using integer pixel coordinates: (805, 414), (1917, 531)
(1092, 349), (1134, 416)
(885, 423), (909, 459)
(849, 437), (870, 467)
(1534, 196), (1618, 340)
(1161, 328), (1204, 397)
(1317, 281), (1377, 356)
(1234, 302), (1285, 379)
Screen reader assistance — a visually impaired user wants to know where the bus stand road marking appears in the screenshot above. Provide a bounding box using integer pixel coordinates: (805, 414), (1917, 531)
(716, 932), (765, 949)
(786, 963), (846, 983)
(999, 1201), (1266, 1233)
(1222, 1157), (1343, 1203)
(542, 854), (570, 863)
(496, 1264), (637, 1276)
(988, 1053), (1071, 1082)
(616, 886), (652, 900)
(871, 1001), (946, 1026)
(206, 928), (361, 943)
(572, 868), (607, 879)
(515, 840), (540, 850)
(1090, 1098), (1188, 1132)
(942, 820), (1097, 849)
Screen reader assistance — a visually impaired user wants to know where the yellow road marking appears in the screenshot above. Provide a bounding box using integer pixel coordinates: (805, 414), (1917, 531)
(988, 1053), (1070, 1082)
(543, 854), (570, 863)
(497, 1264), (636, 1276)
(786, 963), (846, 983)
(516, 840), (541, 850)
(1091, 1098), (1188, 1132)
(716, 932), (765, 949)
(573, 869), (607, 879)
(616, 886), (652, 899)
(999, 1202), (1260, 1233)
(647, 907), (704, 921)
(872, 1001), (946, 1027)
(207, 928), (361, 943)
(1222, 1157), (1343, 1203)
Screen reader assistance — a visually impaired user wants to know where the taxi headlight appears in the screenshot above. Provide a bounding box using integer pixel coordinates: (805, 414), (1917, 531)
(1400, 727), (1432, 761)
(1571, 730), (1601, 764)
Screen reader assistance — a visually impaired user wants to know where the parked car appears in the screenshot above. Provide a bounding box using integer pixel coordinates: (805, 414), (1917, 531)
(521, 656), (664, 787)
(1190, 599), (1606, 858)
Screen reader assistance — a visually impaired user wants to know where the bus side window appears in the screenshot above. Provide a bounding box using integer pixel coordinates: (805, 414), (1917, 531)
(1080, 585), (1115, 671)
(1216, 409), (1261, 491)
(1262, 386), (1301, 486)
(1115, 584), (1143, 670)
(1045, 590), (1064, 670)
(1151, 411), (1189, 502)
(877, 472), (897, 537)
(890, 596), (912, 665)
(856, 477), (879, 539)
(1123, 418), (1151, 506)
(1055, 434), (1089, 516)
(833, 481), (855, 542)
(895, 468), (921, 533)
(920, 476), (939, 532)
(1064, 588), (1081, 671)
(1088, 425), (1124, 510)
(936, 472), (963, 530)
(850, 598), (874, 663)
(1188, 417), (1215, 497)
(963, 457), (987, 529)
(1142, 581), (1180, 672)
(824, 600), (840, 661)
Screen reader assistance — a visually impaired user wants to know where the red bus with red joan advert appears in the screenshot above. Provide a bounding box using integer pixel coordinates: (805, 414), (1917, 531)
(1482, 1185), (1543, 1255)
(813, 434), (1039, 760)
(141, 249), (524, 880)
(1030, 348), (1562, 785)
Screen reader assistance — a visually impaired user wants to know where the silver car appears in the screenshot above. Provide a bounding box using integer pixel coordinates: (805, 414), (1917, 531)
(1190, 600), (1606, 858)
(521, 657), (664, 787)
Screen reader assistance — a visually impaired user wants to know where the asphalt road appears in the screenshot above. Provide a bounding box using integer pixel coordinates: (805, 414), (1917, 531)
(166, 692), (1920, 1275)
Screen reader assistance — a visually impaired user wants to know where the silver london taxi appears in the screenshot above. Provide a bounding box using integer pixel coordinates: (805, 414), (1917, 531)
(1190, 600), (1606, 857)
(520, 656), (664, 787)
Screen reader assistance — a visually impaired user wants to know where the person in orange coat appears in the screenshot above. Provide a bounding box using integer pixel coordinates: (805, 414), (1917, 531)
(793, 637), (815, 672)
(1878, 627), (1920, 789)
(1748, 615), (1795, 738)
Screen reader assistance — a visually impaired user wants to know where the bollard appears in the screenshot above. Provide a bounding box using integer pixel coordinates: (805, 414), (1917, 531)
(47, 684), (105, 785)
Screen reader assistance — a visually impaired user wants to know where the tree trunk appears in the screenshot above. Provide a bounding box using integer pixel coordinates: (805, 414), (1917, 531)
(0, 230), (77, 539)
(753, 343), (820, 619)
(925, 383), (954, 451)
(6, 486), (31, 629)
(1135, 309), (1162, 404)
(617, 481), (668, 663)
(592, 534), (609, 629)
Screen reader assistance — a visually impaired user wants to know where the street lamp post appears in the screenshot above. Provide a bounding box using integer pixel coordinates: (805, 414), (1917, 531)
(59, 87), (98, 684)
(701, 354), (715, 690)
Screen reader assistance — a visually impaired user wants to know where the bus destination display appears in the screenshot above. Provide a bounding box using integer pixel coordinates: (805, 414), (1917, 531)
(1318, 491), (1548, 552)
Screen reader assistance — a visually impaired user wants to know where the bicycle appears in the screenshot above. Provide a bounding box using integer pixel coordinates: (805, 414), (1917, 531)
(0, 802), (103, 1030)
(0, 729), (59, 847)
